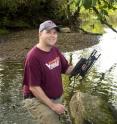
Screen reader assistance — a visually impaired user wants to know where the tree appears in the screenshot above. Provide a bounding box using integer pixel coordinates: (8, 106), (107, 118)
(58, 0), (117, 33)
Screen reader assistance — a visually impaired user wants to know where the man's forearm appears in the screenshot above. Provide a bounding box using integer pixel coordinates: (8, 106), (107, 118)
(29, 86), (54, 109)
(29, 85), (65, 114)
(65, 65), (74, 75)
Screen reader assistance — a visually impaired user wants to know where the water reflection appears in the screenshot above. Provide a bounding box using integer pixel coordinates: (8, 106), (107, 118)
(98, 28), (117, 72)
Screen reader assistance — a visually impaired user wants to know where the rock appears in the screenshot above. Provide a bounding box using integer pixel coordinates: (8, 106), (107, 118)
(60, 27), (71, 33)
(69, 92), (116, 124)
(108, 103), (117, 122)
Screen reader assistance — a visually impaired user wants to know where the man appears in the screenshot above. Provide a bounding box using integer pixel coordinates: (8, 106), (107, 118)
(22, 20), (74, 124)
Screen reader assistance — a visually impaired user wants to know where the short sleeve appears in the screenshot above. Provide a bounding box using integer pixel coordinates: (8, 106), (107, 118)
(23, 55), (42, 86)
(56, 48), (70, 74)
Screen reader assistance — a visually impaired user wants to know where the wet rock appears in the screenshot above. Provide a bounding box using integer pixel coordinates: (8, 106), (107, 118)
(69, 92), (116, 124)
(60, 27), (71, 33)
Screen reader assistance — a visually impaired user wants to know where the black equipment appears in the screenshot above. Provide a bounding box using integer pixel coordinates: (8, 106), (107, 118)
(70, 49), (101, 78)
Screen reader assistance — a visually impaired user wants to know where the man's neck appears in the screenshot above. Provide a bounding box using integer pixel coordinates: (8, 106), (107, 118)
(36, 42), (52, 52)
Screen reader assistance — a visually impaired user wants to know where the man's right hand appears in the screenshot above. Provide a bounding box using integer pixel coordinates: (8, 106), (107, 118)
(29, 86), (65, 115)
(51, 103), (65, 115)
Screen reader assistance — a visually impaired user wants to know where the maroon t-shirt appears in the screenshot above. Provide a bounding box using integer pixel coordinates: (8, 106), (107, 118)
(22, 45), (70, 99)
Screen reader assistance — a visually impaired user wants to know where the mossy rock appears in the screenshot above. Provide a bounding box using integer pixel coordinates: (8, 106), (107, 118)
(69, 92), (116, 124)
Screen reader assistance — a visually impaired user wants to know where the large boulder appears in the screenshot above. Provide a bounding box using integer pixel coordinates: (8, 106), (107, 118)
(69, 92), (116, 124)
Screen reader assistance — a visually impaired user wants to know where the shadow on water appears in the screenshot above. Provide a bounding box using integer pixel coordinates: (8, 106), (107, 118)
(0, 28), (117, 123)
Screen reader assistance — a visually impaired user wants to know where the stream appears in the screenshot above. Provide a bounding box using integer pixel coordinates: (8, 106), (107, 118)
(0, 28), (117, 124)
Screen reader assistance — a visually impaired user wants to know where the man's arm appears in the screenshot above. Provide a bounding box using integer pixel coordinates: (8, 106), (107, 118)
(65, 65), (74, 75)
(29, 86), (65, 114)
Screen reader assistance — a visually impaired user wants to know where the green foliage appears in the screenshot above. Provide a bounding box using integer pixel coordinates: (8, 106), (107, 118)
(58, 0), (117, 32)
(0, 0), (117, 32)
(61, 0), (117, 19)
(0, 28), (9, 35)
(0, 0), (57, 29)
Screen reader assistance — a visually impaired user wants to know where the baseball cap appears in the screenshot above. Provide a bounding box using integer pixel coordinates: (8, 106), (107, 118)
(39, 20), (60, 32)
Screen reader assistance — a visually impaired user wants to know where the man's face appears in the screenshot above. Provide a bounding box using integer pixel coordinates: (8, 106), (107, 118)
(39, 28), (58, 47)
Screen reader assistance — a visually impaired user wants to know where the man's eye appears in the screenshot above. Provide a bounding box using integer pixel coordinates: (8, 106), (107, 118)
(46, 30), (50, 33)
(46, 30), (57, 34)
(53, 32), (57, 34)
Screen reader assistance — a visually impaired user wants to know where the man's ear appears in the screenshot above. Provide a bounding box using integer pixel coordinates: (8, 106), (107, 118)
(39, 32), (42, 37)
